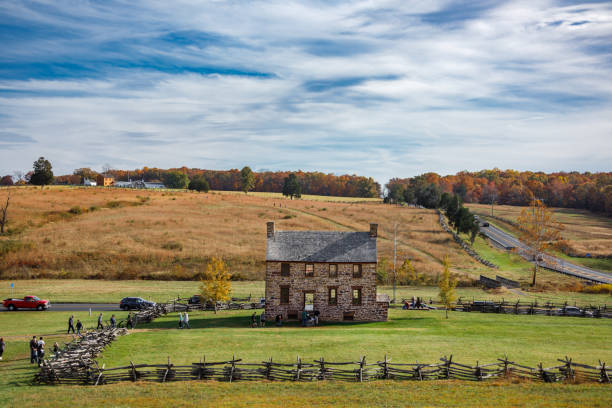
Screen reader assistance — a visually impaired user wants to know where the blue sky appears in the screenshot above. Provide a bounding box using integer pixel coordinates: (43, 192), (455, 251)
(1, 0), (611, 184)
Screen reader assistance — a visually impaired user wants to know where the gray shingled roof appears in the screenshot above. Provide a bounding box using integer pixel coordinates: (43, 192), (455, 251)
(266, 231), (376, 262)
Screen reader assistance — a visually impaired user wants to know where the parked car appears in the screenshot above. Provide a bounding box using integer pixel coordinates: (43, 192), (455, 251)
(3, 295), (50, 311)
(188, 295), (203, 305)
(119, 297), (156, 310)
(555, 306), (593, 317)
(482, 222), (490, 227)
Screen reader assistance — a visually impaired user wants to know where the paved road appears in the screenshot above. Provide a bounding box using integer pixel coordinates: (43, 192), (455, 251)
(480, 223), (612, 284)
(1, 303), (120, 312)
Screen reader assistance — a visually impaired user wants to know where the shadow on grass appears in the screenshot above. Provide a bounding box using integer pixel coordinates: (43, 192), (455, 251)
(139, 312), (438, 330)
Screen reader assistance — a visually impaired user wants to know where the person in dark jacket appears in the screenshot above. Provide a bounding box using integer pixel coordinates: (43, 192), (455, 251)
(97, 313), (104, 330)
(67, 315), (75, 334)
(29, 336), (38, 364)
(126, 313), (133, 329)
(110, 314), (116, 329)
(0, 337), (5, 361)
(76, 319), (83, 335)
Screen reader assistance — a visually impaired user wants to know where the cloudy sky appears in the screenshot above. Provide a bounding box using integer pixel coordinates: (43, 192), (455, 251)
(1, 0), (611, 183)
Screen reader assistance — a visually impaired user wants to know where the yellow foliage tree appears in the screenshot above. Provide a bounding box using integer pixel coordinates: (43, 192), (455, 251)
(438, 255), (457, 319)
(398, 258), (416, 285)
(200, 256), (232, 313)
(516, 198), (563, 286)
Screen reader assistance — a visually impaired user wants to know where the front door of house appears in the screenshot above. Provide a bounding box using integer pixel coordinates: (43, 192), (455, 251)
(304, 291), (314, 311)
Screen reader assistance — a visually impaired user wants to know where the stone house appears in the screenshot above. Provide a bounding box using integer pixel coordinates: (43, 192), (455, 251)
(264, 222), (388, 322)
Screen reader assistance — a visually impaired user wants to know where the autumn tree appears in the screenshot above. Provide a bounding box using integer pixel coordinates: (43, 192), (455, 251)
(398, 258), (417, 285)
(0, 175), (13, 186)
(240, 166), (255, 194)
(438, 255), (457, 319)
(200, 256), (232, 313)
(30, 157), (54, 186)
(517, 198), (563, 286)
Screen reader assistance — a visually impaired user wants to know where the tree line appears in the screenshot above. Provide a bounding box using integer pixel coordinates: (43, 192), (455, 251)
(385, 169), (612, 215)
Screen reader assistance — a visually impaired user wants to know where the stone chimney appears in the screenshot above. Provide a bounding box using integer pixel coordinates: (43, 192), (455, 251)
(267, 221), (275, 238)
(369, 223), (378, 238)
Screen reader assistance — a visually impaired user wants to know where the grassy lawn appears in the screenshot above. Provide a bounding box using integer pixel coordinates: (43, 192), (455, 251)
(0, 310), (612, 407)
(1, 309), (611, 407)
(2, 279), (610, 306)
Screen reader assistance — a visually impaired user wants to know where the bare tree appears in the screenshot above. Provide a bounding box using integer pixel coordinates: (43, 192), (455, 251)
(517, 197), (563, 286)
(13, 170), (25, 184)
(0, 193), (9, 234)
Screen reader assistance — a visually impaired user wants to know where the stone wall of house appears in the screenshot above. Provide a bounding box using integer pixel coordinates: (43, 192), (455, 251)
(265, 261), (388, 322)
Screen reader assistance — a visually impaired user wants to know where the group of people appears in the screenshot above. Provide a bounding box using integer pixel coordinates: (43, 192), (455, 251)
(403, 297), (431, 310)
(67, 315), (84, 334)
(178, 312), (190, 328)
(301, 310), (320, 327)
(67, 312), (135, 335)
(250, 311), (267, 327)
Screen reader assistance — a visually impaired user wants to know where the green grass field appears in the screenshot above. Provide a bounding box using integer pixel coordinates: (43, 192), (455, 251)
(2, 279), (610, 306)
(1, 309), (611, 407)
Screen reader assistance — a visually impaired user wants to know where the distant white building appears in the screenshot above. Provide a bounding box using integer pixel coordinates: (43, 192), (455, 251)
(83, 178), (97, 186)
(113, 179), (165, 189)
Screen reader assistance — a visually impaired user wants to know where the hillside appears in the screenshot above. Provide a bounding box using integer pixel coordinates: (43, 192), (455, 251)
(0, 186), (489, 281)
(1, 187), (607, 285)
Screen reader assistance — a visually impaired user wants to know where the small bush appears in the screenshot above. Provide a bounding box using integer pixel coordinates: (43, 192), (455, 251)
(581, 284), (612, 294)
(68, 206), (83, 214)
(0, 240), (32, 256)
(162, 241), (183, 251)
(282, 214), (295, 219)
(89, 205), (99, 212)
(106, 201), (122, 208)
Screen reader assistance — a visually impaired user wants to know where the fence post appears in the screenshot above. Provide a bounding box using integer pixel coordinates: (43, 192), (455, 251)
(130, 360), (137, 382)
(475, 361), (482, 381)
(359, 356), (365, 382)
(296, 356), (302, 381)
(162, 356), (172, 383)
(443, 355), (452, 379)
(383, 354), (389, 380)
(319, 357), (326, 380)
(229, 354), (236, 383)
(600, 361), (610, 383)
(266, 357), (272, 381)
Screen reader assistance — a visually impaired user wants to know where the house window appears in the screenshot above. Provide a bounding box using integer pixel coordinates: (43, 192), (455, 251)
(280, 286), (290, 304)
(305, 263), (314, 277)
(352, 264), (362, 278)
(281, 263), (290, 277)
(352, 288), (362, 305)
(329, 264), (338, 278)
(328, 287), (338, 305)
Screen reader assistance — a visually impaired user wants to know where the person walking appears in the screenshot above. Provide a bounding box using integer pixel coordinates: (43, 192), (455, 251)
(183, 312), (190, 329)
(29, 336), (38, 364)
(76, 319), (83, 335)
(67, 315), (75, 334)
(37, 337), (45, 366)
(275, 314), (282, 327)
(0, 337), (5, 361)
(259, 311), (266, 327)
(110, 314), (116, 329)
(97, 313), (104, 330)
(126, 313), (133, 329)
(178, 312), (184, 329)
(251, 312), (257, 328)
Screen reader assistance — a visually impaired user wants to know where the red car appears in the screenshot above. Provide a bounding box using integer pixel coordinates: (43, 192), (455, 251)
(3, 295), (50, 311)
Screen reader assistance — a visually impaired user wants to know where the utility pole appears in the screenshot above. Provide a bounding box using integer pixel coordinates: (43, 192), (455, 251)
(393, 221), (398, 304)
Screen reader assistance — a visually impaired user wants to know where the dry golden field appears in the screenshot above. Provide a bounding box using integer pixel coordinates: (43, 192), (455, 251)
(467, 203), (612, 257)
(0, 186), (489, 281)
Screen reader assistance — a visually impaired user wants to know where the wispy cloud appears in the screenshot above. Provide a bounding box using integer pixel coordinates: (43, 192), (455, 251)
(0, 0), (611, 182)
